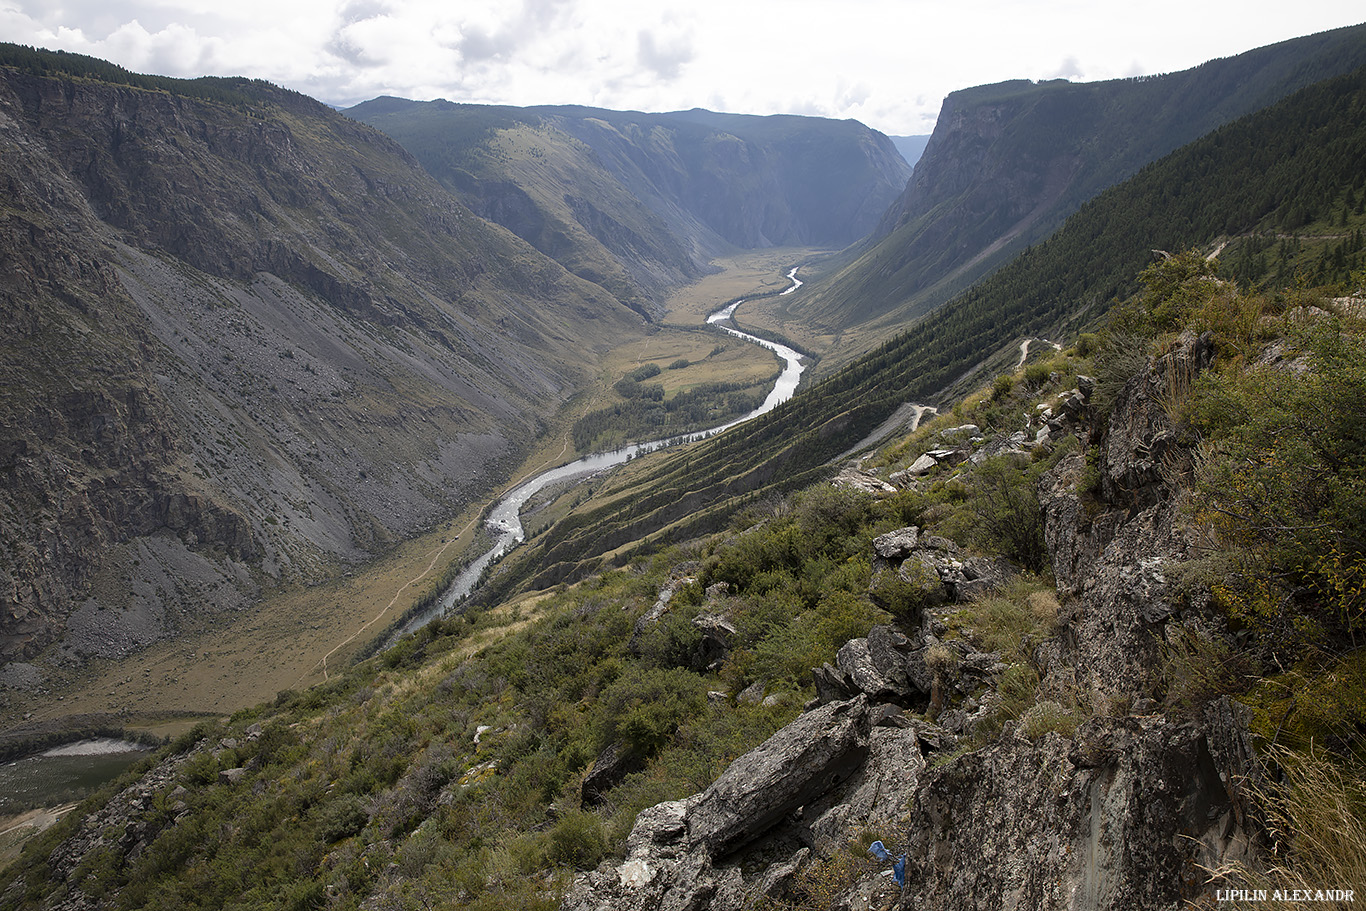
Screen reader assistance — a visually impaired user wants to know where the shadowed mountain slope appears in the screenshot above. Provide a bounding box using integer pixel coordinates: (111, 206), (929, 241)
(778, 22), (1366, 366)
(345, 99), (913, 314)
(0, 47), (644, 663)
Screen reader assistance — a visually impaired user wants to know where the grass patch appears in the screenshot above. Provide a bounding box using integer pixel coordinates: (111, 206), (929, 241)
(1206, 746), (1366, 909)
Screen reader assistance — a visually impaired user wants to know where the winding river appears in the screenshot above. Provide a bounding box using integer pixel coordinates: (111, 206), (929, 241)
(387, 268), (807, 642)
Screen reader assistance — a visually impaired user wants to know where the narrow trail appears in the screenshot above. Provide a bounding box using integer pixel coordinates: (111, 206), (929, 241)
(1017, 337), (1063, 369)
(0, 804), (78, 838)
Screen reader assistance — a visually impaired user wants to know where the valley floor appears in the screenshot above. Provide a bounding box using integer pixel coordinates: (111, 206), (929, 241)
(1, 253), (815, 735)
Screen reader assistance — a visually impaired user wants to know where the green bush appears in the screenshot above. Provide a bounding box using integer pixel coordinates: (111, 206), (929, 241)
(317, 794), (369, 843)
(1189, 314), (1366, 644)
(1023, 362), (1052, 387)
(598, 667), (708, 757)
(1140, 250), (1221, 330)
(545, 809), (610, 869)
(966, 455), (1048, 573)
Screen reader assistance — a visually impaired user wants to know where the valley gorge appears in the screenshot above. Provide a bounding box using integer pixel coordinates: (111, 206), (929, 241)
(3, 28), (1366, 911)
(0, 64), (654, 679)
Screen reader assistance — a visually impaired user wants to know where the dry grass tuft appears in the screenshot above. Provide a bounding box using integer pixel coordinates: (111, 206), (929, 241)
(1204, 746), (1366, 910)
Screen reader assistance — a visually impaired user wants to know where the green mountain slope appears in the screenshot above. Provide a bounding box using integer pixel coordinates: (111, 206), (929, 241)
(476, 62), (1366, 599)
(344, 99), (913, 314)
(6, 247), (1363, 911)
(780, 22), (1366, 366)
(0, 47), (644, 664)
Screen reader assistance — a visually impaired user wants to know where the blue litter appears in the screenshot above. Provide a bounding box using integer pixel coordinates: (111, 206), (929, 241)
(867, 840), (908, 888)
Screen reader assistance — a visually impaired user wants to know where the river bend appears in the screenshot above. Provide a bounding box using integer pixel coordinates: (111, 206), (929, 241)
(386, 268), (807, 643)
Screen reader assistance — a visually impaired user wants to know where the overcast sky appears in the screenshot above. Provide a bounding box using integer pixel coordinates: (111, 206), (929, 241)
(4, 1), (1363, 135)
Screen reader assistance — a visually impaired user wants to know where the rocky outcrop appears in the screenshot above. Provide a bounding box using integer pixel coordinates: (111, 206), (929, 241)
(21, 741), (210, 910)
(688, 697), (872, 856)
(580, 742), (644, 809)
(869, 527), (1016, 611)
(562, 696), (931, 911)
(689, 614), (737, 673)
(1041, 332), (1212, 700)
(901, 700), (1259, 910)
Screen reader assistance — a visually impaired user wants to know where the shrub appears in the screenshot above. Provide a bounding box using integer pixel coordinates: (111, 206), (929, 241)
(967, 455), (1048, 573)
(869, 555), (940, 622)
(1159, 626), (1254, 717)
(791, 841), (877, 908)
(546, 809), (610, 869)
(632, 610), (703, 669)
(991, 374), (1015, 402)
(1074, 333), (1099, 358)
(598, 667), (708, 757)
(1023, 362), (1052, 388)
(317, 794), (369, 843)
(1189, 315), (1366, 646)
(1091, 330), (1150, 417)
(1140, 249), (1221, 331)
(625, 363), (662, 382)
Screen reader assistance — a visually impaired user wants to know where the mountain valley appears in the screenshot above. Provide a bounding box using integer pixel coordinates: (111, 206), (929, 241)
(2, 27), (1366, 911)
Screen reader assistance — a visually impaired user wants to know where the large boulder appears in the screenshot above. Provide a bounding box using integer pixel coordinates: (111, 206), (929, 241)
(580, 741), (644, 808)
(1099, 331), (1211, 510)
(562, 697), (881, 911)
(687, 696), (872, 856)
(690, 613), (738, 672)
(823, 625), (925, 707)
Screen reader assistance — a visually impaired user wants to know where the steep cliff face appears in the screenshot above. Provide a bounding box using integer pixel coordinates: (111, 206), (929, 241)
(346, 100), (914, 312)
(0, 61), (642, 663)
(889, 333), (1257, 910)
(781, 23), (1366, 358)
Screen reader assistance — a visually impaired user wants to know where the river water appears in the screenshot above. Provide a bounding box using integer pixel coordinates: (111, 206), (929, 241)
(387, 268), (807, 642)
(0, 739), (151, 815)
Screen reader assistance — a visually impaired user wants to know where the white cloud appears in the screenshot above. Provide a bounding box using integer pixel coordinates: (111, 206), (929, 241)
(2, 0), (1363, 133)
(636, 27), (693, 81)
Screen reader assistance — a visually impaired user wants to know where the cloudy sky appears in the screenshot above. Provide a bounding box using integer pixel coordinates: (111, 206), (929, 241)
(4, 0), (1363, 135)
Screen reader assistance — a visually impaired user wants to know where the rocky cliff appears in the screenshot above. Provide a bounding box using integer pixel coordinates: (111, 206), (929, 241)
(779, 23), (1366, 360)
(0, 57), (642, 665)
(561, 333), (1262, 910)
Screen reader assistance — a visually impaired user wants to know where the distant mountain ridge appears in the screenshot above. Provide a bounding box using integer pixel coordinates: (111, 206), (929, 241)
(345, 99), (913, 313)
(779, 22), (1366, 366)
